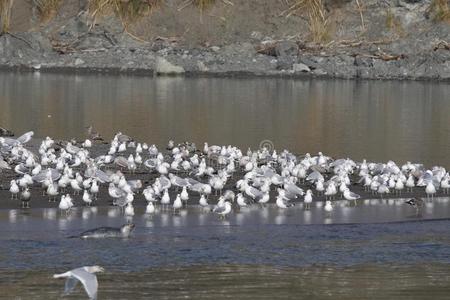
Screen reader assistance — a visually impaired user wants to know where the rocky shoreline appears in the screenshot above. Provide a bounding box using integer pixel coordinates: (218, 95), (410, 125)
(1, 0), (449, 81)
(1, 31), (449, 81)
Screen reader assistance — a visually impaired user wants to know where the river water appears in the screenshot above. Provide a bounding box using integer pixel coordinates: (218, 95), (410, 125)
(0, 205), (450, 299)
(0, 72), (450, 299)
(0, 72), (449, 167)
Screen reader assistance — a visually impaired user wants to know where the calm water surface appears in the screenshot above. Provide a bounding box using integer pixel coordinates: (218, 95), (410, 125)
(1, 72), (450, 299)
(0, 204), (450, 299)
(0, 72), (449, 166)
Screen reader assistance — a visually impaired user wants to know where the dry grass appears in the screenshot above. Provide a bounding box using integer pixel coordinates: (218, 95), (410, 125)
(193, 0), (216, 11)
(88, 0), (160, 27)
(32, 0), (61, 22)
(385, 8), (404, 36)
(428, 0), (450, 22)
(0, 0), (14, 34)
(283, 0), (329, 43)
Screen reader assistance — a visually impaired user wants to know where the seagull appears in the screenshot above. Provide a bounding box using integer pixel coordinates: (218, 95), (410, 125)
(180, 186), (189, 206)
(324, 200), (333, 217)
(377, 184), (390, 200)
(394, 178), (404, 195)
(146, 202), (155, 214)
(53, 265), (104, 300)
(213, 201), (232, 219)
(9, 180), (19, 199)
(173, 194), (183, 213)
(47, 182), (59, 202)
(425, 181), (436, 200)
(90, 180), (99, 200)
(199, 194), (209, 208)
(125, 203), (135, 217)
(71, 179), (82, 195)
(343, 188), (360, 206)
(257, 192), (270, 206)
(21, 187), (31, 208)
(83, 190), (93, 206)
(406, 175), (415, 192)
(276, 195), (294, 209)
(161, 189), (170, 210)
(236, 193), (251, 209)
(441, 176), (450, 194)
(82, 139), (92, 148)
(59, 195), (71, 215)
(304, 189), (313, 210)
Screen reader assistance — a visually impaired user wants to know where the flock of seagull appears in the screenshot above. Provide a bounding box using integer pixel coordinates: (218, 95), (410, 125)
(1, 130), (450, 219)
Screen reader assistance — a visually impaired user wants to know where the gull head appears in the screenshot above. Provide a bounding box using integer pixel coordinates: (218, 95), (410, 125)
(86, 265), (105, 273)
(121, 223), (136, 235)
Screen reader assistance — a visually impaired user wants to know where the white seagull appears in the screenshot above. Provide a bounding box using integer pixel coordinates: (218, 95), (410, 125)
(53, 265), (104, 300)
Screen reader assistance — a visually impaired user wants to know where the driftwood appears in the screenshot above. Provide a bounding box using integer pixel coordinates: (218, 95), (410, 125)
(154, 36), (180, 43)
(50, 30), (118, 54)
(255, 42), (277, 56)
(335, 38), (395, 48)
(356, 51), (407, 61)
(51, 38), (77, 54)
(434, 40), (450, 51)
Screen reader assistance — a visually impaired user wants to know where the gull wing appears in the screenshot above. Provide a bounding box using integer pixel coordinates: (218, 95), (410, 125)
(213, 205), (226, 213)
(0, 159), (11, 170)
(16, 131), (34, 144)
(94, 169), (110, 183)
(114, 156), (129, 168)
(186, 177), (200, 186)
(0, 137), (19, 147)
(64, 277), (79, 295)
(71, 268), (98, 300)
(349, 191), (361, 199)
(159, 175), (171, 190)
(247, 186), (263, 199)
(306, 170), (324, 182)
(113, 196), (127, 207)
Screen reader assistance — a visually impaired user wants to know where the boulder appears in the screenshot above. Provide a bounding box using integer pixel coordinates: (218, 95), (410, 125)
(155, 57), (185, 74)
(293, 63), (311, 73)
(275, 41), (298, 57)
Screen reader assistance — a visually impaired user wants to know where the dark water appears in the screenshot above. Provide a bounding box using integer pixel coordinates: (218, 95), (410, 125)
(0, 72), (449, 167)
(1, 72), (450, 298)
(1, 203), (450, 299)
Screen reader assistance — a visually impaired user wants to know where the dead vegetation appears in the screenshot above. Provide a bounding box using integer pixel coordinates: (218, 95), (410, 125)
(88, 0), (161, 27)
(32, 0), (61, 22)
(281, 0), (329, 43)
(385, 8), (405, 37)
(0, 0), (14, 34)
(433, 40), (449, 50)
(178, 0), (233, 23)
(427, 0), (450, 22)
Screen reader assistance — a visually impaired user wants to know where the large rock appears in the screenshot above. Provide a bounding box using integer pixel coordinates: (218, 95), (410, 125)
(155, 57), (185, 75)
(275, 41), (298, 57)
(292, 63), (311, 73)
